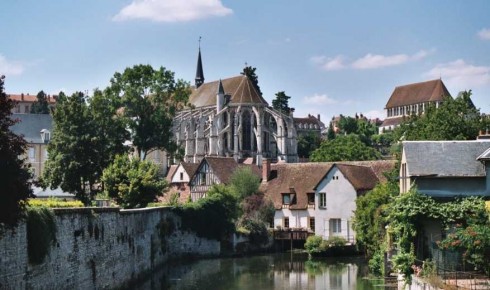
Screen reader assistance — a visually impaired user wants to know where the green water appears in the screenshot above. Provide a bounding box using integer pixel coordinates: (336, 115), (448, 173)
(135, 253), (389, 290)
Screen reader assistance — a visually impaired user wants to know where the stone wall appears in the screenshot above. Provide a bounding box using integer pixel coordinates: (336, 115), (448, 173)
(0, 207), (220, 290)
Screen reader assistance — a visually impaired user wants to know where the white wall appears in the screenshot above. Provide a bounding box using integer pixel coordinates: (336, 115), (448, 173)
(314, 167), (357, 242)
(274, 209), (312, 229)
(171, 164), (190, 183)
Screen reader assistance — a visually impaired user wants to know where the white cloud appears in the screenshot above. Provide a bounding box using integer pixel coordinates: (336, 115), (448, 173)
(425, 59), (490, 88)
(312, 49), (432, 71)
(113, 0), (233, 22)
(303, 93), (337, 105)
(0, 54), (24, 76)
(477, 28), (490, 40)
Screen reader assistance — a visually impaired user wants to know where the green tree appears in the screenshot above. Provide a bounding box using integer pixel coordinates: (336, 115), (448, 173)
(272, 91), (293, 115)
(108, 64), (190, 160)
(337, 115), (358, 135)
(310, 134), (381, 162)
(297, 132), (321, 158)
(394, 91), (487, 141)
(326, 121), (336, 140)
(241, 66), (262, 96)
(30, 90), (50, 114)
(42, 92), (100, 202)
(229, 166), (261, 200)
(0, 75), (32, 227)
(101, 155), (166, 208)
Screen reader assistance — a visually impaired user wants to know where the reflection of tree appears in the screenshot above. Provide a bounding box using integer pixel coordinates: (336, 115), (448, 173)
(304, 260), (348, 276)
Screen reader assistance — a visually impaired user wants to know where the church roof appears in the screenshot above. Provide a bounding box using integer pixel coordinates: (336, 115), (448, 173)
(188, 75), (268, 108)
(385, 79), (451, 109)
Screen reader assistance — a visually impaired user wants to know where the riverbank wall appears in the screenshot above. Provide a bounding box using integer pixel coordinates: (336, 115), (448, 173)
(0, 207), (220, 289)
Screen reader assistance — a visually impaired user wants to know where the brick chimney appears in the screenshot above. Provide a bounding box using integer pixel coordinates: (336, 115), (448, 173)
(262, 158), (271, 183)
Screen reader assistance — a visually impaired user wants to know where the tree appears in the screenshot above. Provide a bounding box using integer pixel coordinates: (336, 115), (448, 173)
(101, 155), (166, 208)
(337, 115), (358, 135)
(310, 134), (381, 162)
(0, 75), (32, 227)
(41, 92), (100, 202)
(108, 64), (190, 160)
(241, 66), (262, 96)
(272, 91), (293, 115)
(326, 121), (336, 140)
(394, 91), (487, 141)
(229, 166), (261, 200)
(30, 90), (50, 114)
(297, 132), (321, 158)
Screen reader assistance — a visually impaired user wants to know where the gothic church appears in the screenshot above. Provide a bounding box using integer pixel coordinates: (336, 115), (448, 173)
(172, 49), (298, 165)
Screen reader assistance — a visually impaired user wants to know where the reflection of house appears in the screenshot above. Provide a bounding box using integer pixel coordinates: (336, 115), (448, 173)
(189, 157), (261, 201)
(379, 79), (451, 133)
(161, 162), (199, 203)
(10, 114), (53, 179)
(400, 140), (490, 197)
(8, 94), (56, 114)
(172, 49), (298, 165)
(262, 160), (395, 242)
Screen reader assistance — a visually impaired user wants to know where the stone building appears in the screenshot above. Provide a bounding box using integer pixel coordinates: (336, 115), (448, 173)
(8, 93), (56, 114)
(293, 114), (324, 139)
(379, 79), (451, 133)
(172, 49), (298, 165)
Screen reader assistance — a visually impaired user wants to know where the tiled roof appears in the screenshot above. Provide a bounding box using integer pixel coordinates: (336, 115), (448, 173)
(181, 162), (200, 177)
(8, 94), (57, 104)
(385, 79), (451, 109)
(380, 116), (405, 127)
(165, 165), (178, 182)
(403, 141), (490, 177)
(10, 114), (53, 143)
(262, 160), (395, 210)
(294, 115), (325, 129)
(188, 75), (268, 108)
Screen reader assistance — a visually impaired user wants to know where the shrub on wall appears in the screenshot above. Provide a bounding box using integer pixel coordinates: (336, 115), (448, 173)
(28, 198), (84, 208)
(26, 207), (57, 264)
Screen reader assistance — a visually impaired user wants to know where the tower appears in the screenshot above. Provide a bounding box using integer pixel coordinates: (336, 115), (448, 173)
(195, 40), (205, 88)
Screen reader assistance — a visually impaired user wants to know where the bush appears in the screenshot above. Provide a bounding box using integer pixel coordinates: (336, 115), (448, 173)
(368, 250), (385, 277)
(26, 207), (56, 264)
(305, 235), (325, 254)
(327, 236), (347, 247)
(27, 198), (84, 208)
(102, 155), (167, 208)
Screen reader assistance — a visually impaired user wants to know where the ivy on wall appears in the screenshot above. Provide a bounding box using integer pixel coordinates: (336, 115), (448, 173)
(26, 207), (57, 264)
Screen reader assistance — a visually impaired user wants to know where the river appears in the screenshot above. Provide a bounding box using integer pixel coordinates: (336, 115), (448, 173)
(132, 253), (392, 290)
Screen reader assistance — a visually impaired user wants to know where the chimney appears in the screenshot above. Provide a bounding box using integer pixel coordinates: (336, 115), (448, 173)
(21, 93), (24, 101)
(317, 114), (320, 121)
(262, 158), (271, 182)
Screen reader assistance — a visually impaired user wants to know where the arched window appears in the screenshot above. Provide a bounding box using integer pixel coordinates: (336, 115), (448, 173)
(242, 111), (252, 150)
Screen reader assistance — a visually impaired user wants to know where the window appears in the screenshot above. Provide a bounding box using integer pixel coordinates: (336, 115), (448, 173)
(309, 217), (315, 232)
(319, 192), (326, 208)
(44, 149), (48, 160)
(28, 147), (35, 161)
(200, 172), (206, 185)
(307, 193), (315, 206)
(24, 105), (29, 113)
(282, 194), (290, 205)
(180, 172), (184, 180)
(330, 219), (342, 233)
(283, 217), (289, 228)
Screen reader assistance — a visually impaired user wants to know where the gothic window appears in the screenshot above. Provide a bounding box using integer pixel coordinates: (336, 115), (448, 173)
(242, 110), (252, 150)
(223, 112), (228, 127)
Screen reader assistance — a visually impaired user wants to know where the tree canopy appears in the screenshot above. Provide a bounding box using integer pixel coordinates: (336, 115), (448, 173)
(297, 132), (321, 158)
(108, 64), (190, 159)
(30, 90), (50, 114)
(272, 91), (293, 115)
(310, 134), (381, 162)
(0, 75), (32, 227)
(394, 91), (487, 141)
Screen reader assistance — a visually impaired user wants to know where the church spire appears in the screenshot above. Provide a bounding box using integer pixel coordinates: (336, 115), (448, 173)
(195, 37), (204, 88)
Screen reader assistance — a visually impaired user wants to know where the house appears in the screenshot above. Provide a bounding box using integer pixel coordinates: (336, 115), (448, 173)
(10, 113), (53, 179)
(172, 48), (298, 165)
(161, 162), (199, 203)
(262, 159), (395, 242)
(188, 156), (261, 201)
(379, 79), (451, 133)
(400, 140), (490, 197)
(8, 93), (56, 114)
(294, 114), (325, 139)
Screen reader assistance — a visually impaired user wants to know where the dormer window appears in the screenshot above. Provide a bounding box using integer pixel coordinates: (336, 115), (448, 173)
(40, 129), (50, 143)
(282, 194), (291, 205)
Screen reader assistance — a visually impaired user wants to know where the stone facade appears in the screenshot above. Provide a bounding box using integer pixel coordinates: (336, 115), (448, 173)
(0, 207), (219, 290)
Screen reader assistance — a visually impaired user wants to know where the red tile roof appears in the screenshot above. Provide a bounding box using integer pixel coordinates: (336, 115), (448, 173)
(385, 79), (451, 109)
(8, 94), (57, 104)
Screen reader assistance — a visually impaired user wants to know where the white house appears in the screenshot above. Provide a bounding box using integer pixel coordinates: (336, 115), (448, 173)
(262, 160), (395, 242)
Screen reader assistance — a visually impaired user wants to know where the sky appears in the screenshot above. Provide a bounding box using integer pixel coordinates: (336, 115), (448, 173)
(1, 0), (490, 123)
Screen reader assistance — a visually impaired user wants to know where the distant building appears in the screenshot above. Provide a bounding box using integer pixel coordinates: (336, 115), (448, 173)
(8, 93), (56, 114)
(379, 79), (451, 133)
(161, 162), (199, 203)
(10, 114), (53, 179)
(293, 114), (324, 138)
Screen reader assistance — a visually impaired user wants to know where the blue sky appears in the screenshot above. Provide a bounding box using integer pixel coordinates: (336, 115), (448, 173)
(1, 0), (490, 122)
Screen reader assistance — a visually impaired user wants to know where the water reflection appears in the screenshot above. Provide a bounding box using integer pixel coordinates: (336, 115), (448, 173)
(134, 253), (385, 290)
